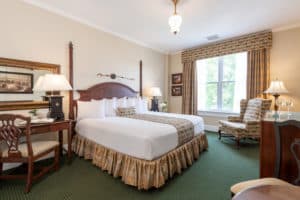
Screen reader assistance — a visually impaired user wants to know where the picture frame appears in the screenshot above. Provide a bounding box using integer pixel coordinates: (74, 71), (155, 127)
(0, 71), (33, 94)
(172, 73), (183, 84)
(171, 85), (183, 96)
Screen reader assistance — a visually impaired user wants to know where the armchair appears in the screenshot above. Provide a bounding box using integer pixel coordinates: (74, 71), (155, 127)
(218, 98), (272, 148)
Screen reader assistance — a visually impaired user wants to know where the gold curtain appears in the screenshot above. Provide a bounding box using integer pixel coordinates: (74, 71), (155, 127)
(182, 61), (197, 114)
(247, 48), (270, 99)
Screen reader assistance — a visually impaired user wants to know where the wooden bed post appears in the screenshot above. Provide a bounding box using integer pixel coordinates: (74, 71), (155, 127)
(139, 60), (143, 97)
(68, 42), (74, 120)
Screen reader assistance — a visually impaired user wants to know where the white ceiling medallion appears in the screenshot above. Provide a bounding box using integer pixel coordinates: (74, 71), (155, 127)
(168, 0), (182, 35)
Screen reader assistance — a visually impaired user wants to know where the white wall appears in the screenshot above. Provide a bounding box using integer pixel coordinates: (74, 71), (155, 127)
(168, 53), (183, 113)
(0, 0), (167, 113)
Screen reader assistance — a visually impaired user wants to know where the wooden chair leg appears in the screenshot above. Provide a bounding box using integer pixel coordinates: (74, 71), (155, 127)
(236, 138), (240, 149)
(0, 162), (3, 175)
(231, 192), (235, 198)
(218, 130), (222, 140)
(25, 158), (34, 193)
(54, 146), (60, 171)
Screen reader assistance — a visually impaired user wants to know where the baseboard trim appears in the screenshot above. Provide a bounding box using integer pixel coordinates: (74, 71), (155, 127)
(205, 125), (219, 132)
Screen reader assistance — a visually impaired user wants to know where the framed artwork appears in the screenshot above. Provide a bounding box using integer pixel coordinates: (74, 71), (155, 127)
(171, 85), (182, 96)
(172, 73), (183, 84)
(0, 71), (33, 93)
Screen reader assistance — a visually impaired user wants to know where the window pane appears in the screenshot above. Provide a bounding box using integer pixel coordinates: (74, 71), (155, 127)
(222, 82), (235, 111)
(206, 57), (218, 82)
(205, 83), (218, 110)
(223, 54), (236, 81)
(197, 52), (247, 113)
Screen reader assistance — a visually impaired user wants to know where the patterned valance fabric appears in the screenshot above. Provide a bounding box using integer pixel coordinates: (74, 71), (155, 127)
(182, 31), (272, 63)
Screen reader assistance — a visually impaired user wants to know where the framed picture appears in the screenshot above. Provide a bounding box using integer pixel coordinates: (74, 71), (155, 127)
(171, 85), (182, 96)
(172, 73), (183, 84)
(0, 71), (33, 93)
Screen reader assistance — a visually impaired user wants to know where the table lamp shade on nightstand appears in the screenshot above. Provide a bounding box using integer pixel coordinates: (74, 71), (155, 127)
(33, 74), (72, 120)
(264, 80), (288, 111)
(149, 87), (162, 112)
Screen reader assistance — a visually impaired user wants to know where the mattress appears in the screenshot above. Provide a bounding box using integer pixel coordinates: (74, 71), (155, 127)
(75, 112), (204, 160)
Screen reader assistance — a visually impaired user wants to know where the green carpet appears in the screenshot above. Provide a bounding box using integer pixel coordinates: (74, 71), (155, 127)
(0, 132), (259, 200)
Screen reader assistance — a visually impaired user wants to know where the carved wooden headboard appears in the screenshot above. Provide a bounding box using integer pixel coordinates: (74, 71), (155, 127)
(70, 82), (138, 120)
(68, 42), (142, 120)
(77, 82), (138, 101)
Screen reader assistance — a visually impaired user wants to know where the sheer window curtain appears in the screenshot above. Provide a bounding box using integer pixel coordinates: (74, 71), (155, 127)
(247, 49), (270, 99)
(182, 61), (198, 114)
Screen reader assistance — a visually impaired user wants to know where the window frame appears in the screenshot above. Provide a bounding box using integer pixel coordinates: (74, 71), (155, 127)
(197, 52), (246, 113)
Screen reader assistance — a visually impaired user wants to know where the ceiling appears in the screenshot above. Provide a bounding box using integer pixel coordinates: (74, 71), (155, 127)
(22, 0), (300, 54)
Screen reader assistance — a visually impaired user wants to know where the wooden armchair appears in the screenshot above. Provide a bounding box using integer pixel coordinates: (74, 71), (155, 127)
(0, 114), (60, 193)
(218, 98), (272, 148)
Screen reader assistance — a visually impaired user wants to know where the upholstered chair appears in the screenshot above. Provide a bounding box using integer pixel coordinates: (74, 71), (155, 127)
(231, 120), (300, 196)
(0, 114), (60, 193)
(218, 98), (272, 148)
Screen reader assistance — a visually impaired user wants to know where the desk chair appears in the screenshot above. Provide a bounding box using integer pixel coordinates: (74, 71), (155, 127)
(0, 114), (59, 193)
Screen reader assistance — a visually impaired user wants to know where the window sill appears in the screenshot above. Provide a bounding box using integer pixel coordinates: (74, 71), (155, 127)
(197, 110), (239, 117)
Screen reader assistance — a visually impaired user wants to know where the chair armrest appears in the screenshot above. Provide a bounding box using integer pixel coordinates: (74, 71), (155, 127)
(228, 116), (242, 122)
(245, 120), (260, 129)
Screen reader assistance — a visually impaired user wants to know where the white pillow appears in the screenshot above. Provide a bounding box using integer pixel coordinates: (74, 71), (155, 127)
(104, 98), (117, 117)
(77, 100), (105, 121)
(127, 97), (137, 107)
(141, 97), (149, 113)
(117, 97), (127, 108)
(136, 97), (149, 113)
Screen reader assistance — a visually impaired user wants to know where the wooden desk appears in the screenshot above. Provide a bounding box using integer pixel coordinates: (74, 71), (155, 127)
(233, 185), (300, 200)
(23, 120), (73, 162)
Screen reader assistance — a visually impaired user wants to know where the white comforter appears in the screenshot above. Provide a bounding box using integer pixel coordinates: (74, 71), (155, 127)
(75, 112), (204, 160)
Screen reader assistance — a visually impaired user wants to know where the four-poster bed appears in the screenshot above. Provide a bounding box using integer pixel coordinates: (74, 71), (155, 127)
(67, 42), (208, 190)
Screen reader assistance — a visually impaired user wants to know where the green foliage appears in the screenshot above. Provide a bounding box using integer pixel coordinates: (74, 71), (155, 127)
(205, 83), (217, 110)
(29, 109), (37, 116)
(204, 54), (237, 111)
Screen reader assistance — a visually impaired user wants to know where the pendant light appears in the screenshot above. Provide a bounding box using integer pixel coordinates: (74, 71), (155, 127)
(168, 0), (182, 34)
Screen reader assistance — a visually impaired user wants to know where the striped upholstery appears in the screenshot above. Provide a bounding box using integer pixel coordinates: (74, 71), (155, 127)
(243, 98), (262, 122)
(219, 98), (272, 140)
(1, 141), (59, 157)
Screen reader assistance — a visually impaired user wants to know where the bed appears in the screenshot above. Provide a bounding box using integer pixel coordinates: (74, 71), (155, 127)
(71, 82), (208, 190)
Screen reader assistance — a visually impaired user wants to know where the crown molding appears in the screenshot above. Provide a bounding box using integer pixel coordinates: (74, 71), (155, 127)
(21, 0), (168, 54)
(272, 22), (300, 32)
(168, 50), (182, 55)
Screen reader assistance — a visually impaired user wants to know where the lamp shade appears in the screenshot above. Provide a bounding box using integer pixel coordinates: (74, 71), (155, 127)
(32, 75), (45, 91)
(150, 87), (162, 97)
(33, 74), (72, 92)
(264, 80), (288, 94)
(168, 14), (182, 34)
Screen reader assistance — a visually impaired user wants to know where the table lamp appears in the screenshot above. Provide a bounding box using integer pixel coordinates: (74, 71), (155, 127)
(33, 74), (72, 120)
(149, 87), (162, 112)
(264, 79), (288, 112)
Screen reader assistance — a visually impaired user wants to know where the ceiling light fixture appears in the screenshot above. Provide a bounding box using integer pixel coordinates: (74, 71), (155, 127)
(168, 0), (182, 35)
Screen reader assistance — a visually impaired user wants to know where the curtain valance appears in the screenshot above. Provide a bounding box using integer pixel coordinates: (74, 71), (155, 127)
(182, 31), (272, 63)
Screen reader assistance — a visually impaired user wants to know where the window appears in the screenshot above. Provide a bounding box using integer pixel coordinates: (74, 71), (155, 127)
(197, 52), (247, 113)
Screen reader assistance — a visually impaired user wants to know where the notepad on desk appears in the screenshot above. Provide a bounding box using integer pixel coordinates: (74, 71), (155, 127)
(17, 118), (55, 125)
(30, 118), (55, 124)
